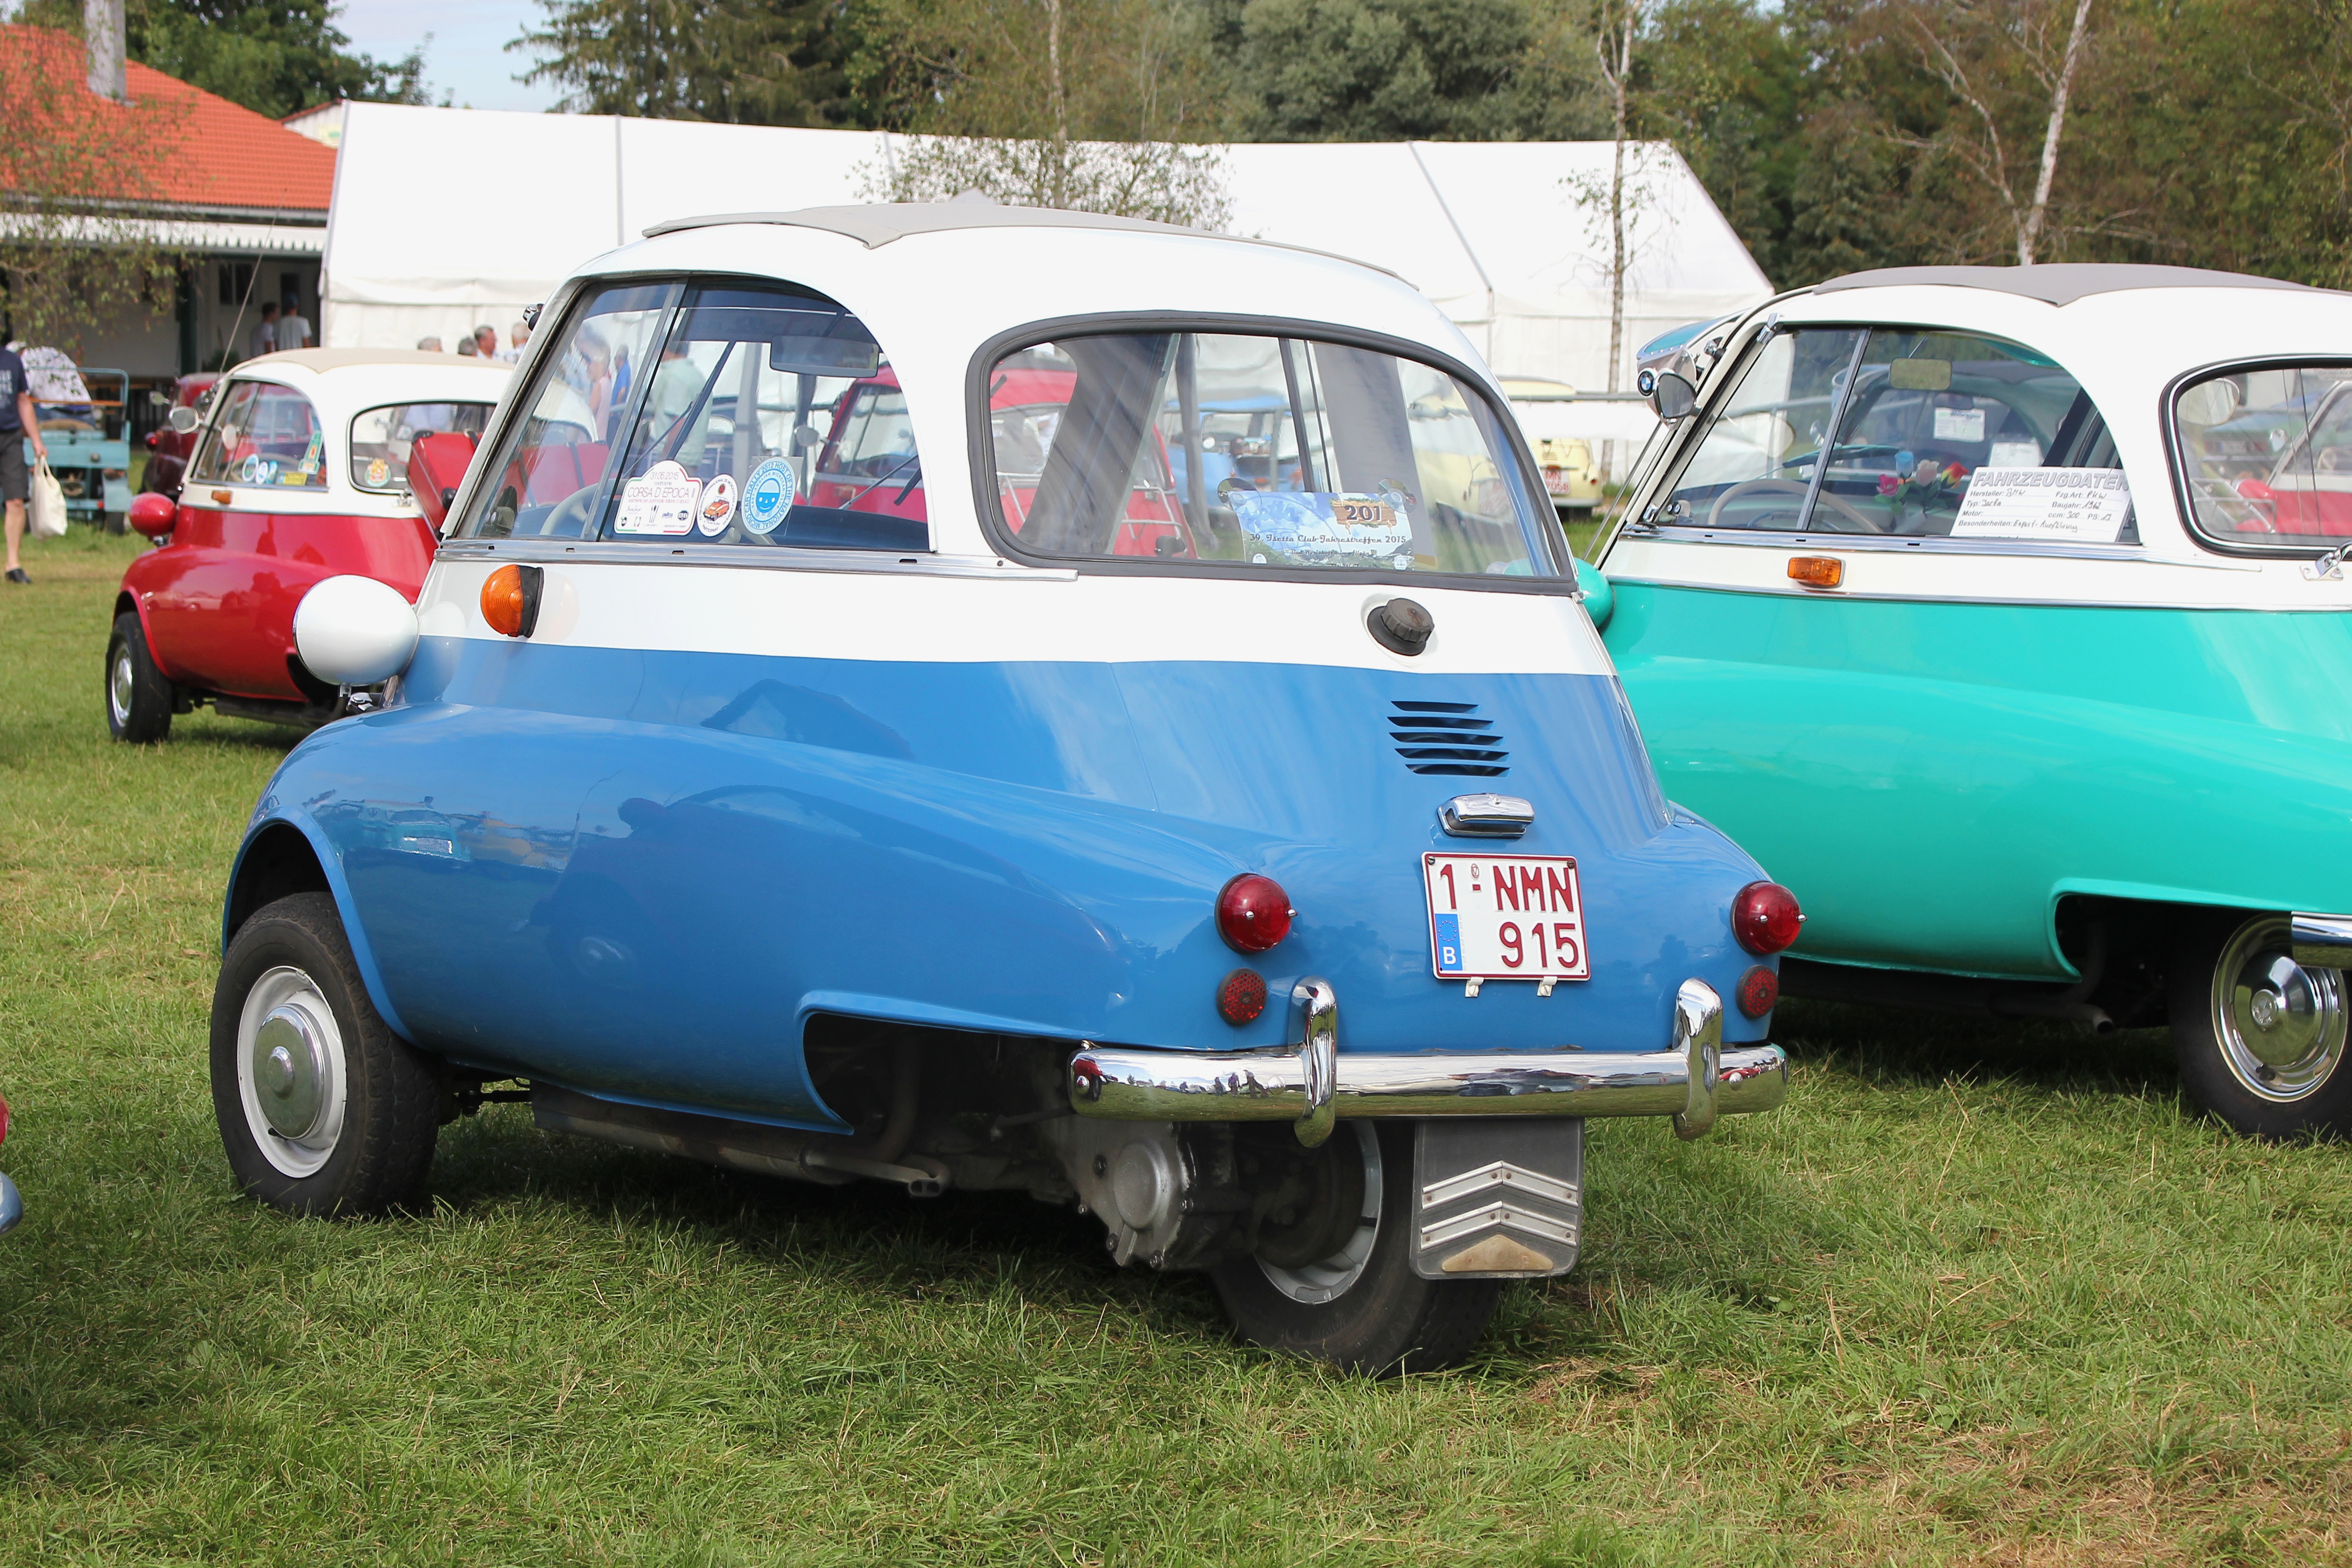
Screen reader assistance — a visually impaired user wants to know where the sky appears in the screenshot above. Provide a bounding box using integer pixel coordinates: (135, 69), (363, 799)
(339, 0), (564, 114)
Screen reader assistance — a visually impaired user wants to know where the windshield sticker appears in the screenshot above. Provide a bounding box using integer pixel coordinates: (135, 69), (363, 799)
(1226, 485), (1415, 564)
(613, 459), (700, 535)
(742, 457), (797, 535)
(696, 473), (738, 537)
(365, 457), (391, 488)
(239, 454), (277, 486)
(298, 431), (324, 476)
(1932, 406), (1985, 442)
(1950, 466), (2133, 543)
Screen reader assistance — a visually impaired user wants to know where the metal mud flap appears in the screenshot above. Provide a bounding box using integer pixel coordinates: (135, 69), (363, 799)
(1410, 1118), (1582, 1280)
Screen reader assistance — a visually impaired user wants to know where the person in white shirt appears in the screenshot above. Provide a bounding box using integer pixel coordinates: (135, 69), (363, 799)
(275, 295), (313, 352)
(500, 321), (528, 364)
(248, 301), (278, 360)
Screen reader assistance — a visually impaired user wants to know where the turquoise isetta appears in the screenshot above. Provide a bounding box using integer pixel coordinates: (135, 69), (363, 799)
(1588, 264), (2352, 1139)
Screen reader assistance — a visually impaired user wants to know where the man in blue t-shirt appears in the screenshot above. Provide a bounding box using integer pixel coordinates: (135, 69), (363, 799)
(0, 344), (49, 585)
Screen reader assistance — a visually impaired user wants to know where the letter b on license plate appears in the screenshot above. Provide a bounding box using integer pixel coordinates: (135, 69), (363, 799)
(1422, 853), (1590, 981)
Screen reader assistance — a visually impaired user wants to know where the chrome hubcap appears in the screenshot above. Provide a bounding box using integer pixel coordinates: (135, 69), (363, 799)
(235, 966), (347, 1176)
(1257, 1123), (1382, 1305)
(109, 651), (133, 724)
(2213, 917), (2347, 1103)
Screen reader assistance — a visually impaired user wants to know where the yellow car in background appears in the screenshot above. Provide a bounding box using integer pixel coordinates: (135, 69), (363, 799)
(1501, 377), (1601, 513)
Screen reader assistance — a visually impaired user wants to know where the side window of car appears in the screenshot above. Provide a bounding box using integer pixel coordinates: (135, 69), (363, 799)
(233, 385), (330, 490)
(186, 381), (260, 486)
(459, 281), (676, 540)
(1808, 330), (2125, 538)
(595, 282), (927, 552)
(1656, 328), (1867, 530)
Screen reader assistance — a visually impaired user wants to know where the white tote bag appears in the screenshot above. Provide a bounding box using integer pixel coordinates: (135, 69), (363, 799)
(27, 455), (66, 538)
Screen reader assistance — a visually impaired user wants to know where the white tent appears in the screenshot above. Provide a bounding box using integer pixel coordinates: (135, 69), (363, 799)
(322, 103), (1768, 397)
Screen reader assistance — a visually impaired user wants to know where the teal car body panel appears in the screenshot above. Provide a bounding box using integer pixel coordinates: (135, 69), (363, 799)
(1593, 266), (2352, 992)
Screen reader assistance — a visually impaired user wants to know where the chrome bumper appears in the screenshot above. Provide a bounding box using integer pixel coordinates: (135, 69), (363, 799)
(1069, 976), (1786, 1144)
(2293, 912), (2352, 970)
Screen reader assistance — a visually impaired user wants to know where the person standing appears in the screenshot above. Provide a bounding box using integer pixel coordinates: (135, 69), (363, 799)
(276, 294), (313, 352)
(414, 336), (444, 353)
(0, 342), (48, 585)
(248, 301), (278, 361)
(501, 321), (529, 363)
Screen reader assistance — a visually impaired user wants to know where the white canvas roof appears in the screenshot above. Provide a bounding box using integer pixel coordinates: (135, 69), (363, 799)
(322, 103), (1769, 395)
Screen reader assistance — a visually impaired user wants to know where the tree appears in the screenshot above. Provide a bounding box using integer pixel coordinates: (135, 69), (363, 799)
(1901, 0), (2097, 264)
(513, 0), (846, 123)
(1590, 0), (1648, 398)
(15, 0), (431, 118)
(0, 26), (191, 351)
(1236, 0), (1538, 141)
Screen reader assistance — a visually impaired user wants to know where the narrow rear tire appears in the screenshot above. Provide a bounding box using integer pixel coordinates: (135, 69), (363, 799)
(105, 612), (173, 743)
(211, 892), (444, 1216)
(1209, 1121), (1501, 1375)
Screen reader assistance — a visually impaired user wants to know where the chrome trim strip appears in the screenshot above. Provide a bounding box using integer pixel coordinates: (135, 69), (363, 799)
(435, 539), (1077, 581)
(1624, 525), (2169, 563)
(1421, 1201), (1578, 1251)
(1293, 978), (1338, 1148)
(1421, 1159), (1579, 1210)
(1671, 978), (1723, 1141)
(2292, 912), (2352, 970)
(1604, 575), (2320, 612)
(1066, 1006), (1785, 1130)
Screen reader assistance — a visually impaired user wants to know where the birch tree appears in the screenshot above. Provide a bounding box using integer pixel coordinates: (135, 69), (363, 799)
(1905, 0), (2097, 265)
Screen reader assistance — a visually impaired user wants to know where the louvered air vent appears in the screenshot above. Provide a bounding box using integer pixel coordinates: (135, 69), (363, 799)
(1390, 700), (1508, 777)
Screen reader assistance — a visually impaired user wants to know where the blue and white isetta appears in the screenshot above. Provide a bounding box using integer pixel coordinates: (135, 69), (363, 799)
(213, 204), (1796, 1372)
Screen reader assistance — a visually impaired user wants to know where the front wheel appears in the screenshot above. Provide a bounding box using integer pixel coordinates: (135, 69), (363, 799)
(2171, 911), (2352, 1139)
(1208, 1122), (1501, 1375)
(105, 613), (173, 743)
(211, 893), (445, 1215)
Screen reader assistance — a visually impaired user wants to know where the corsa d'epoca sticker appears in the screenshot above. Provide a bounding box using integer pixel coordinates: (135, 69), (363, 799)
(613, 459), (699, 535)
(742, 457), (797, 535)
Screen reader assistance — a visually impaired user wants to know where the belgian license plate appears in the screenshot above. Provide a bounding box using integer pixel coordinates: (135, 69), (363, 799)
(1422, 853), (1590, 981)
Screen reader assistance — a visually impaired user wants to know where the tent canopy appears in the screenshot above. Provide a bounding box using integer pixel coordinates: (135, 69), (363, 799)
(322, 104), (1769, 392)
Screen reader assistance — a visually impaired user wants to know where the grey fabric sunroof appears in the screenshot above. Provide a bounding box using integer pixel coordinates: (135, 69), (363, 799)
(1812, 263), (2324, 306)
(638, 201), (1408, 282)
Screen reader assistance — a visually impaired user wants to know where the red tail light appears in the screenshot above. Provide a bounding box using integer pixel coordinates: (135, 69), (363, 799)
(1732, 881), (1802, 955)
(1216, 874), (1294, 954)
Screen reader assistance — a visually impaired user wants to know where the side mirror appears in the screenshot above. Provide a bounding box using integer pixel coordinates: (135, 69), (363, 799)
(166, 405), (199, 434)
(293, 575), (419, 687)
(146, 389), (170, 408)
(127, 493), (177, 537)
(1650, 372), (1698, 421)
(1571, 556), (1615, 631)
(407, 429), (479, 532)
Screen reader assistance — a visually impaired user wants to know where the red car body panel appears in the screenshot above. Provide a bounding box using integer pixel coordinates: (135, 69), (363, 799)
(124, 499), (438, 701)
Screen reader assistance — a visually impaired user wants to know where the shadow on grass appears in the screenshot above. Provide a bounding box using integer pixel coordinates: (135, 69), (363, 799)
(1776, 996), (2180, 1103)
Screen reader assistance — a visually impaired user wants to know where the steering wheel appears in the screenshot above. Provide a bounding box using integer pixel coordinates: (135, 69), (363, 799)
(1708, 477), (1884, 533)
(537, 484), (600, 538)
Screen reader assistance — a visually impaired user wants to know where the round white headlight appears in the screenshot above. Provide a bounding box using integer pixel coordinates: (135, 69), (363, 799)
(293, 575), (419, 687)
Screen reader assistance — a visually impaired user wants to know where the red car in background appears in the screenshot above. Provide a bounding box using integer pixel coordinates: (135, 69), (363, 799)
(139, 372), (221, 500)
(108, 349), (512, 741)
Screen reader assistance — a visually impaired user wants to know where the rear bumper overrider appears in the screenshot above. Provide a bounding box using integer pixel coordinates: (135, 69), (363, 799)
(1069, 976), (1786, 1145)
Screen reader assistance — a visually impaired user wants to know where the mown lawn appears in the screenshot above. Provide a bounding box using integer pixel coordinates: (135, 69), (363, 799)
(2, 530), (2349, 1565)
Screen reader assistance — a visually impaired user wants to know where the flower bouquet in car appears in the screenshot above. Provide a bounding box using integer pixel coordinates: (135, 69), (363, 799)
(1877, 456), (1969, 529)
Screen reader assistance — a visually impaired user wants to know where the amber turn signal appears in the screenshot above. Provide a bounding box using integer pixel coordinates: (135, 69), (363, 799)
(480, 563), (544, 639)
(1787, 555), (1843, 589)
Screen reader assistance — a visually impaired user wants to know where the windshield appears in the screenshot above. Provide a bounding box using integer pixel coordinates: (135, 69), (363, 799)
(350, 401), (495, 491)
(981, 333), (1554, 576)
(2174, 364), (2352, 548)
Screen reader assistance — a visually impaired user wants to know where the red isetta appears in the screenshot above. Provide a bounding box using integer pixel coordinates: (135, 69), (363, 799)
(108, 350), (512, 741)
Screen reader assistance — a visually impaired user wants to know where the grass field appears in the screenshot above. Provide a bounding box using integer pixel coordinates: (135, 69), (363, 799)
(3, 530), (2351, 1565)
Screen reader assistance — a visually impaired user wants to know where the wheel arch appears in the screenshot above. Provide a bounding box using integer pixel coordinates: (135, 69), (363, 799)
(223, 816), (419, 1044)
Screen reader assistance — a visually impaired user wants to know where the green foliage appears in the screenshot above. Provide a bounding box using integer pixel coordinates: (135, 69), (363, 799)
(514, 0), (847, 124)
(1236, 0), (1535, 141)
(13, 0), (431, 118)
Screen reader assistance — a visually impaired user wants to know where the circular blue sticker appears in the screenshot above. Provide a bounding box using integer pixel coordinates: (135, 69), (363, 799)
(742, 457), (797, 536)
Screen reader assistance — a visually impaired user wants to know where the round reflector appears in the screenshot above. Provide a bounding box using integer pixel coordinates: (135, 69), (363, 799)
(1732, 881), (1803, 955)
(1736, 965), (1778, 1019)
(1217, 969), (1269, 1025)
(1216, 874), (1294, 954)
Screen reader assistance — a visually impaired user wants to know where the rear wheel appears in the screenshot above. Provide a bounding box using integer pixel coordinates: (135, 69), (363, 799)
(2171, 911), (2352, 1139)
(105, 612), (173, 743)
(1208, 1122), (1501, 1375)
(211, 893), (445, 1215)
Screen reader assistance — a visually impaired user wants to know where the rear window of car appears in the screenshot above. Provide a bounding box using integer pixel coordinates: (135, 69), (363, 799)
(350, 402), (495, 492)
(2173, 363), (2352, 551)
(978, 331), (1556, 578)
(189, 381), (329, 490)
